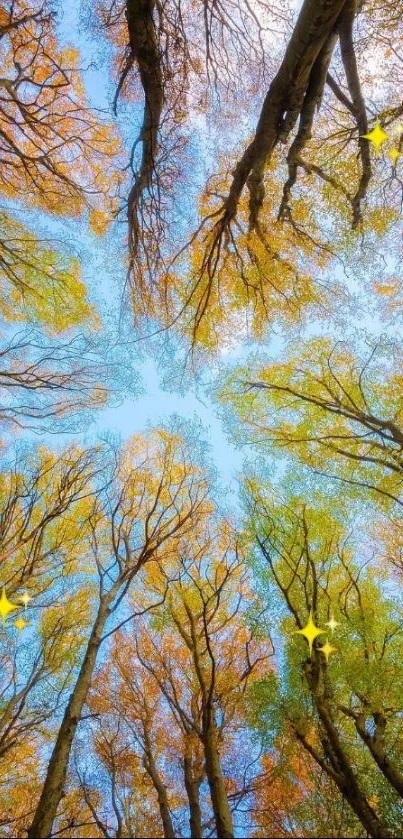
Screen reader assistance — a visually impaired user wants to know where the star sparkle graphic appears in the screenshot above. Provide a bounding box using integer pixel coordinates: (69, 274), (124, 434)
(295, 610), (326, 657)
(14, 616), (28, 632)
(362, 120), (389, 155)
(0, 588), (19, 625)
(18, 591), (32, 609)
(0, 587), (35, 631)
(318, 638), (337, 663)
(326, 615), (339, 634)
(388, 147), (400, 166)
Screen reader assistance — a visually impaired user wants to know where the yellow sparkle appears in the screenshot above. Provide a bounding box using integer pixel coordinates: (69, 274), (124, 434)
(392, 122), (403, 135)
(0, 589), (18, 625)
(388, 147), (401, 165)
(295, 610), (326, 657)
(18, 591), (32, 609)
(318, 638), (337, 663)
(362, 120), (389, 155)
(326, 615), (339, 633)
(14, 616), (28, 632)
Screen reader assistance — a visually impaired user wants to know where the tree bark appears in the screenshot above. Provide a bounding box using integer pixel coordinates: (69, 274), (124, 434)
(202, 722), (234, 839)
(219, 0), (349, 231)
(315, 695), (393, 838)
(125, 0), (163, 185)
(353, 711), (403, 799)
(183, 753), (202, 839)
(302, 657), (393, 839)
(27, 598), (112, 838)
(125, 0), (164, 258)
(143, 728), (176, 839)
(182, 604), (234, 839)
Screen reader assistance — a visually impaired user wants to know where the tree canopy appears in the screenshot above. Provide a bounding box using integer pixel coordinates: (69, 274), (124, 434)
(0, 0), (402, 837)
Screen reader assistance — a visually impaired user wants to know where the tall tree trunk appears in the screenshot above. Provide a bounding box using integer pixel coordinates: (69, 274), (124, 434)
(27, 598), (111, 838)
(316, 697), (393, 838)
(304, 658), (394, 839)
(183, 753), (202, 839)
(143, 727), (175, 839)
(182, 603), (234, 839)
(202, 721), (234, 839)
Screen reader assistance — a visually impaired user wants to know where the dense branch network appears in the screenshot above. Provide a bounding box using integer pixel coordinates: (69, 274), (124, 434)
(103, 0), (403, 345)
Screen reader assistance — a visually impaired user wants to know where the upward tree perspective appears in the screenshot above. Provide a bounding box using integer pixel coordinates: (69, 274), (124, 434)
(27, 429), (211, 837)
(0, 0), (402, 836)
(246, 489), (403, 837)
(0, 0), (128, 438)
(94, 0), (403, 346)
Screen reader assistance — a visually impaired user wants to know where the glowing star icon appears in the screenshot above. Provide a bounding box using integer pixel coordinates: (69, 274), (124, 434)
(295, 610), (326, 657)
(362, 120), (389, 155)
(14, 616), (28, 632)
(18, 591), (32, 609)
(0, 588), (18, 625)
(326, 615), (339, 634)
(388, 147), (400, 166)
(392, 123), (403, 135)
(318, 638), (337, 663)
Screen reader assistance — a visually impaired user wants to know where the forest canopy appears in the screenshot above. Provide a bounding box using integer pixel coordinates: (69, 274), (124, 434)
(0, 0), (402, 837)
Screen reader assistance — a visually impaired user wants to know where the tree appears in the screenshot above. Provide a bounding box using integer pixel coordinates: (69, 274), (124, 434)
(222, 338), (403, 508)
(28, 428), (211, 837)
(0, 586), (96, 765)
(129, 524), (272, 839)
(95, 0), (273, 305)
(0, 0), (128, 435)
(0, 745), (42, 837)
(0, 212), (97, 333)
(0, 442), (104, 836)
(0, 443), (101, 597)
(0, 329), (118, 433)
(245, 484), (403, 837)
(249, 741), (349, 838)
(73, 708), (165, 838)
(1, 0), (402, 835)
(0, 442), (107, 836)
(70, 521), (273, 839)
(0, 0), (120, 215)
(96, 0), (402, 346)
(88, 644), (184, 838)
(184, 0), (402, 300)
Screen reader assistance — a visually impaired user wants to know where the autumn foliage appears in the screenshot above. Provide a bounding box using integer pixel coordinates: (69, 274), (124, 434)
(1, 0), (403, 837)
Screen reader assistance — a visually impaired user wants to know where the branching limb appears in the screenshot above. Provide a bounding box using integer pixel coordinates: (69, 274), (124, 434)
(125, 0), (164, 261)
(337, 0), (371, 227)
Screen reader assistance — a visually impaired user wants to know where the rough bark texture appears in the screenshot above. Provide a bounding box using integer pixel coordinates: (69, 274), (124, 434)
(27, 598), (112, 838)
(337, 0), (371, 227)
(316, 699), (392, 838)
(278, 30), (339, 220)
